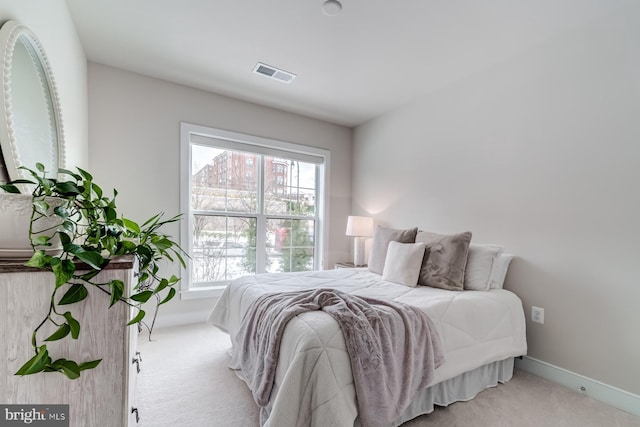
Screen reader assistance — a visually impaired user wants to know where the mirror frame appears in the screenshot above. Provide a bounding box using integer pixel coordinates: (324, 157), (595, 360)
(0, 20), (65, 187)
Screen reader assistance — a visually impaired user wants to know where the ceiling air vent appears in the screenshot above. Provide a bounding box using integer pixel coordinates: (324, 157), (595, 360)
(253, 62), (296, 84)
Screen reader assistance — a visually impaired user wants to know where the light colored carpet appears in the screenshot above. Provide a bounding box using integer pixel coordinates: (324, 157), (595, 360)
(136, 323), (640, 427)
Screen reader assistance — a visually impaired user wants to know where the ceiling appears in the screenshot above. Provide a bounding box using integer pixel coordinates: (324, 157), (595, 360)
(65, 0), (628, 127)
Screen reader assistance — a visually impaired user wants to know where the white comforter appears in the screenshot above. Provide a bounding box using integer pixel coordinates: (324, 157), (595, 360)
(209, 268), (527, 427)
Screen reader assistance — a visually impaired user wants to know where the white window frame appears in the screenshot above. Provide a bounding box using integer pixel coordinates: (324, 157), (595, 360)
(180, 122), (330, 299)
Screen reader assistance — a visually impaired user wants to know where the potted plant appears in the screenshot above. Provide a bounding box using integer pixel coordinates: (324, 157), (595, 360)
(0, 163), (187, 379)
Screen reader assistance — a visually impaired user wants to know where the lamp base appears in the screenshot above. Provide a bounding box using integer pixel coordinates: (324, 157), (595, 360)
(353, 236), (367, 267)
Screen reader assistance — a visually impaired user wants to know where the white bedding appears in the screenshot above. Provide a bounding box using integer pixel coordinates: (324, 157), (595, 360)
(209, 268), (527, 426)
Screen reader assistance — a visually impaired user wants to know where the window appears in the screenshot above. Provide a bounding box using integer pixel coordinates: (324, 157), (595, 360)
(180, 123), (329, 298)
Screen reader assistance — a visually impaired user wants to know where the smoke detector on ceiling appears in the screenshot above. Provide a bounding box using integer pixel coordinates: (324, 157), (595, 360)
(322, 0), (342, 16)
(253, 63), (296, 84)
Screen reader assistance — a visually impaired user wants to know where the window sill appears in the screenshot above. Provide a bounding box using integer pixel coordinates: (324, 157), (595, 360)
(180, 285), (227, 300)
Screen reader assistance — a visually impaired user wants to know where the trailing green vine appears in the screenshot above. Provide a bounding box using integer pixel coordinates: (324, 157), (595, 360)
(1, 163), (187, 379)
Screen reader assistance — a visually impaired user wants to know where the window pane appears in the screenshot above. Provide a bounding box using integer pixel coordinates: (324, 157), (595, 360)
(265, 218), (315, 273)
(264, 157), (316, 216)
(192, 215), (256, 284)
(191, 145), (258, 213)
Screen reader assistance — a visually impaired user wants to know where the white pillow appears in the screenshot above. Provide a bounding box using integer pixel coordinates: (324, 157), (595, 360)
(489, 254), (514, 289)
(464, 244), (504, 291)
(382, 241), (426, 287)
(368, 225), (418, 274)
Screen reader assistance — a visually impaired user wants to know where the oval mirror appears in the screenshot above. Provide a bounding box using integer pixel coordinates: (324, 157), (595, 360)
(0, 20), (65, 188)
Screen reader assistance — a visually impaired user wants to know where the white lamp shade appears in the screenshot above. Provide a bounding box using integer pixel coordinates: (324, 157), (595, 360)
(346, 216), (374, 237)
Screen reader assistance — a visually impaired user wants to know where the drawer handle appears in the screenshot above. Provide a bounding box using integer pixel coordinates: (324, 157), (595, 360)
(131, 407), (140, 423)
(132, 356), (141, 374)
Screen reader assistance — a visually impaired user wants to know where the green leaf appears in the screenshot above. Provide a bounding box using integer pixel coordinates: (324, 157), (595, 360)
(118, 239), (137, 254)
(15, 345), (50, 376)
(0, 183), (21, 193)
(48, 359), (81, 380)
(79, 270), (100, 281)
(61, 219), (76, 237)
(53, 205), (69, 218)
(58, 283), (88, 305)
(33, 200), (50, 216)
(58, 168), (82, 181)
(138, 272), (149, 284)
(44, 323), (71, 341)
(151, 236), (172, 250)
(31, 235), (52, 246)
(154, 278), (169, 294)
(63, 242), (83, 255)
(75, 251), (104, 270)
(103, 206), (117, 222)
(135, 244), (153, 261)
(107, 196), (117, 209)
(25, 250), (49, 268)
(41, 178), (54, 194)
(158, 287), (176, 306)
(59, 231), (72, 246)
(78, 359), (102, 371)
(122, 218), (140, 234)
(76, 167), (93, 181)
(109, 280), (124, 307)
(101, 235), (117, 254)
(91, 182), (103, 199)
(55, 181), (82, 195)
(174, 251), (188, 269)
(36, 162), (45, 172)
(130, 290), (154, 303)
(127, 309), (146, 326)
(8, 178), (36, 185)
(52, 259), (75, 288)
(63, 312), (81, 339)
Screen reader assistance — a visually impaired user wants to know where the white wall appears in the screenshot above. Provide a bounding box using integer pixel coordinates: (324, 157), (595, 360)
(87, 63), (352, 325)
(353, 5), (640, 395)
(0, 0), (88, 170)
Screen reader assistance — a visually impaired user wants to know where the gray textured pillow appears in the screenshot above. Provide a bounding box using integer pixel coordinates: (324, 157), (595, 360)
(416, 231), (472, 291)
(367, 225), (418, 274)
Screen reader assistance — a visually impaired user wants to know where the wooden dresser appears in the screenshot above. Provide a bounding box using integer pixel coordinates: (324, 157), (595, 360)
(0, 256), (140, 426)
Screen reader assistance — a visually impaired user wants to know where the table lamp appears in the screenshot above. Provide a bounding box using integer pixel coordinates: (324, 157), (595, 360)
(345, 216), (374, 266)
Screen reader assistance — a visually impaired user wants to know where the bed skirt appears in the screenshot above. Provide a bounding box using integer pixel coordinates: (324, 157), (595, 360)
(384, 357), (515, 427)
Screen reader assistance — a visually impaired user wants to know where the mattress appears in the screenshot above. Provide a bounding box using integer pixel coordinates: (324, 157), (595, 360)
(209, 268), (527, 426)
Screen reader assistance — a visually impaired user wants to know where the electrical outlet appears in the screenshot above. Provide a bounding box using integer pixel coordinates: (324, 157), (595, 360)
(531, 306), (544, 324)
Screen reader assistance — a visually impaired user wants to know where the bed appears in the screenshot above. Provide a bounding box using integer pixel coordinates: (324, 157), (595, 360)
(209, 228), (527, 427)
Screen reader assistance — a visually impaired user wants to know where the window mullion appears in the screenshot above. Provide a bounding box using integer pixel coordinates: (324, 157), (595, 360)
(192, 210), (256, 217)
(265, 214), (318, 222)
(255, 155), (266, 273)
(314, 164), (321, 270)
(256, 216), (266, 273)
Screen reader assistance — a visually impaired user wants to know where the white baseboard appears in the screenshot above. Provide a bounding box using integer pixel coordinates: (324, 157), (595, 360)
(150, 309), (210, 329)
(515, 356), (640, 417)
